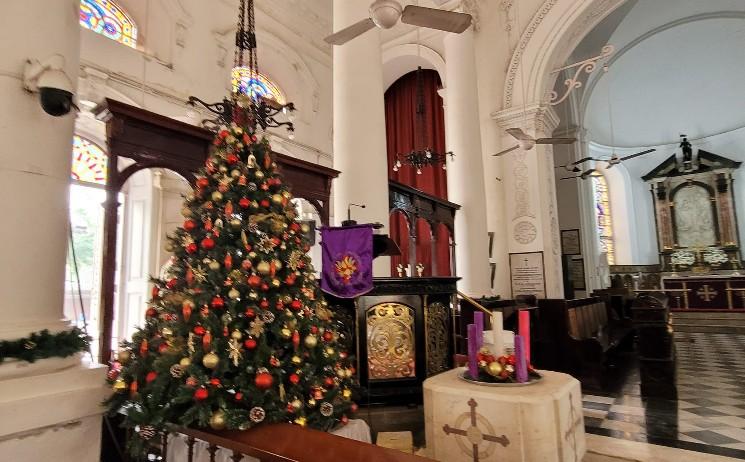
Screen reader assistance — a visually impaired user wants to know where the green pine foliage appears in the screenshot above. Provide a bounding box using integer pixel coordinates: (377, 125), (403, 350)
(105, 96), (357, 453)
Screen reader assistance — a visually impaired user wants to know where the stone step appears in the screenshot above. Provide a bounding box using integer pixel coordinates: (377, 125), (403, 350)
(673, 323), (745, 334)
(672, 311), (745, 320)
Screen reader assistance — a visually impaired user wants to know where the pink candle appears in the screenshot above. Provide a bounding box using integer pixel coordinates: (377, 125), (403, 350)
(473, 312), (484, 351)
(515, 334), (528, 383)
(467, 323), (479, 380)
(518, 310), (531, 364)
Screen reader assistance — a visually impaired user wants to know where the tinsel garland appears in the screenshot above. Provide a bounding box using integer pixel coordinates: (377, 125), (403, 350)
(0, 328), (89, 363)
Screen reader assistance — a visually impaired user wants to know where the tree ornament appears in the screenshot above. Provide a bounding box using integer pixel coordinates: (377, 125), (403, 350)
(256, 170), (265, 180)
(202, 352), (220, 369)
(112, 378), (127, 392)
(289, 373), (300, 385)
(486, 361), (503, 377)
(342, 388), (352, 400)
(183, 219), (197, 231)
(320, 402), (334, 417)
(290, 300), (303, 311)
(139, 425), (157, 440)
(249, 407), (266, 423)
(186, 376), (198, 387)
(245, 307), (256, 318)
(181, 207), (193, 217)
(248, 182), (258, 192)
(209, 409), (227, 430)
(304, 335), (318, 348)
(291, 399), (303, 410)
(322, 331), (333, 342)
(271, 194), (283, 205)
(324, 377), (335, 388)
(139, 339), (149, 356)
(247, 274), (262, 288)
(292, 330), (300, 349)
(228, 288), (240, 300)
(107, 368), (120, 381)
(212, 191), (224, 202)
(235, 392), (244, 401)
(193, 325), (206, 336)
(208, 260), (220, 271)
(179, 357), (192, 367)
(231, 329), (242, 340)
(196, 177), (209, 189)
(291, 355), (302, 365)
(243, 338), (257, 350)
(194, 387), (209, 401)
(182, 300), (194, 321)
(129, 381), (138, 397)
(255, 372), (274, 390)
(295, 417), (307, 427)
(166, 278), (179, 289)
(256, 261), (271, 275)
(201, 237), (216, 250)
(203, 330), (213, 351)
(118, 349), (131, 364)
(307, 398), (316, 407)
(211, 296), (225, 309)
(170, 364), (185, 378)
(226, 153), (239, 165)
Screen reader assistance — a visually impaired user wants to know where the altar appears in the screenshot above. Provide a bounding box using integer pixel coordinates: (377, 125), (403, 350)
(662, 275), (745, 310)
(423, 369), (585, 462)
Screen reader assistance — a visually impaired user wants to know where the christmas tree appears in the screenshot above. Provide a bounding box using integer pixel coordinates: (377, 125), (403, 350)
(105, 94), (357, 452)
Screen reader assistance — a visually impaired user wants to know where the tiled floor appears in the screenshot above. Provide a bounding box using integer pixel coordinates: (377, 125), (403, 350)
(583, 332), (745, 459)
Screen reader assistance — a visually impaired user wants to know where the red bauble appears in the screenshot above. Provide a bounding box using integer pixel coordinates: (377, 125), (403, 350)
(158, 343), (169, 353)
(166, 278), (179, 289)
(186, 243), (198, 254)
(145, 307), (158, 318)
(255, 372), (274, 390)
(292, 330), (300, 349)
(183, 219), (197, 231)
(152, 286), (160, 299)
(289, 373), (300, 385)
(139, 339), (148, 356)
(247, 275), (262, 288)
(244, 338), (257, 350)
(245, 307), (256, 318)
(194, 387), (209, 401)
(239, 197), (250, 209)
(287, 403), (296, 413)
(186, 377), (198, 387)
(322, 331), (333, 342)
(235, 392), (244, 401)
(226, 153), (239, 165)
(242, 260), (252, 270)
(290, 300), (302, 311)
(350, 403), (359, 413)
(107, 368), (119, 381)
(146, 371), (158, 383)
(260, 283), (269, 291)
(211, 296), (225, 309)
(310, 326), (319, 334)
(260, 199), (270, 208)
(224, 253), (233, 270)
(209, 378), (221, 387)
(324, 377), (335, 388)
(290, 223), (300, 232)
(285, 274), (296, 285)
(219, 130), (229, 139)
(201, 237), (215, 250)
(193, 326), (206, 336)
(259, 299), (269, 309)
(196, 177), (209, 189)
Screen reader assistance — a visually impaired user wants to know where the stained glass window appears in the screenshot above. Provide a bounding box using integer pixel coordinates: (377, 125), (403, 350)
(71, 136), (108, 185)
(231, 68), (286, 104)
(80, 0), (138, 48)
(591, 172), (615, 265)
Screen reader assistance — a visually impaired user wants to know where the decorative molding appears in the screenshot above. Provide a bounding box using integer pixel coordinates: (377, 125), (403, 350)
(548, 44), (614, 106)
(461, 0), (482, 32)
(500, 0), (515, 32)
(514, 221), (538, 244)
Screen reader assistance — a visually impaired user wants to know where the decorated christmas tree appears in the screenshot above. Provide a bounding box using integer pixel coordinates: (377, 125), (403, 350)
(105, 94), (357, 452)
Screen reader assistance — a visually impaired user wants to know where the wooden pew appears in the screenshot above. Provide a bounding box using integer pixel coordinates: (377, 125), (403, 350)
(537, 297), (634, 387)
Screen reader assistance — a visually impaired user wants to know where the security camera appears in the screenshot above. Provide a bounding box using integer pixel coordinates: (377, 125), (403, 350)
(23, 55), (76, 117)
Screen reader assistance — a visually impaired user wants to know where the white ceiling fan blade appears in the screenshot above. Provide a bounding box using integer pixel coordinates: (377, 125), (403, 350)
(492, 145), (520, 157)
(401, 5), (472, 33)
(324, 18), (376, 45)
(535, 137), (577, 145)
(506, 127), (534, 142)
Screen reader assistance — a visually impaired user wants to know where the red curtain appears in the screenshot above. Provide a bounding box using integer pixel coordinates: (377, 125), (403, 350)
(435, 223), (452, 276)
(389, 211), (410, 275)
(385, 69), (448, 199)
(415, 218), (433, 277)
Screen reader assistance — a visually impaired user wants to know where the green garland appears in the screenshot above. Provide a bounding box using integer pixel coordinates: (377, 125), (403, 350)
(0, 328), (90, 364)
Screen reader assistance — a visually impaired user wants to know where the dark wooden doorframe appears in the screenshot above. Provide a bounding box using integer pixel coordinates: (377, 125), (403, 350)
(93, 99), (338, 363)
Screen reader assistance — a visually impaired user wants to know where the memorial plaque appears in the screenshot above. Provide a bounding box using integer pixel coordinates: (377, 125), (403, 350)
(510, 252), (546, 298)
(561, 229), (581, 255)
(569, 258), (586, 290)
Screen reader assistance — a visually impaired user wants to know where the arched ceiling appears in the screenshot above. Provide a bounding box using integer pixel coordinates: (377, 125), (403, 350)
(577, 0), (745, 148)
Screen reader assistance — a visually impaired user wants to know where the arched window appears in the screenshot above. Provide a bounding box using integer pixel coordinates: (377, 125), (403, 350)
(590, 172), (615, 265)
(71, 136), (108, 185)
(79, 0), (138, 48)
(231, 68), (286, 104)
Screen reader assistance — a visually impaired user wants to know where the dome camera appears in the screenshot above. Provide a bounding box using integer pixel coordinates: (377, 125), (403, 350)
(23, 55), (76, 117)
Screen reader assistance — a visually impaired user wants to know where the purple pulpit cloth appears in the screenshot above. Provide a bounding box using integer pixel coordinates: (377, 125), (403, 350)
(320, 224), (374, 298)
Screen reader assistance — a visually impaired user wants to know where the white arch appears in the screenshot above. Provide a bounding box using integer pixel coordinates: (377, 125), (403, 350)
(382, 43), (446, 91)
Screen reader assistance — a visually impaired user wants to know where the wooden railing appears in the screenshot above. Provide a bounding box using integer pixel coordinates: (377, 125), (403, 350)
(147, 424), (434, 462)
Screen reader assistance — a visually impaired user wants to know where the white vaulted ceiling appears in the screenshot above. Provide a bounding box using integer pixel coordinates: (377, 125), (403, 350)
(579, 0), (745, 148)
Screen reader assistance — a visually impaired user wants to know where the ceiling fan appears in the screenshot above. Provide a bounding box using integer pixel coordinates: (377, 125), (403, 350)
(571, 148), (656, 169)
(324, 0), (472, 46)
(560, 169), (596, 181)
(492, 128), (576, 157)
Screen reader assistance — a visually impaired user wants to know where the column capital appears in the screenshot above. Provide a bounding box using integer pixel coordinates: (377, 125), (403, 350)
(492, 104), (560, 137)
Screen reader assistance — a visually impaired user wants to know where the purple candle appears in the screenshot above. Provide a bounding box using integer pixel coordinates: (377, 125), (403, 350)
(473, 312), (484, 351)
(515, 334), (528, 383)
(467, 323), (479, 380)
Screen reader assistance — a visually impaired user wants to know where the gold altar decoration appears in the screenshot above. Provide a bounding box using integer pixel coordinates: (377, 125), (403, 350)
(426, 302), (450, 376)
(366, 303), (416, 380)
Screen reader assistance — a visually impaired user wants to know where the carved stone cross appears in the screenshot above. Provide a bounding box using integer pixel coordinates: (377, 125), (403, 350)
(442, 398), (509, 462)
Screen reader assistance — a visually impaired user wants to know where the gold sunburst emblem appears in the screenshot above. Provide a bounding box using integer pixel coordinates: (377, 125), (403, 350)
(334, 255), (358, 284)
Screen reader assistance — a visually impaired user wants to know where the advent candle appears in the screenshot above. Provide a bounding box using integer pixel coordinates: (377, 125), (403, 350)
(515, 334), (528, 383)
(518, 310), (531, 364)
(473, 312), (484, 351)
(491, 310), (504, 357)
(467, 323), (479, 380)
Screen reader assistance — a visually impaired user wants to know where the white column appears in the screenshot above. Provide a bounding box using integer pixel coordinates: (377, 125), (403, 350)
(494, 105), (564, 297)
(332, 0), (391, 276)
(443, 29), (491, 297)
(0, 1), (106, 460)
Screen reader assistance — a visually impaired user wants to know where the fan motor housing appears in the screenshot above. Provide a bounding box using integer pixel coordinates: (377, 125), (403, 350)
(370, 0), (403, 29)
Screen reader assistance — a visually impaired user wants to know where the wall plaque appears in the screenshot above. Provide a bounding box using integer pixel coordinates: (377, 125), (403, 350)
(509, 252), (546, 298)
(561, 229), (581, 255)
(569, 258), (586, 290)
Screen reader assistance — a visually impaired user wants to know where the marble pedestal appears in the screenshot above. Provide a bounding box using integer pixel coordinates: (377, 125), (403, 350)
(424, 369), (585, 462)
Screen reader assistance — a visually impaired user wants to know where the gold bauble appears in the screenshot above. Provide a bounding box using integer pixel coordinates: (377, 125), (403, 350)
(249, 251), (257, 259)
(280, 328), (292, 338)
(211, 191), (223, 202)
(300, 223), (310, 234)
(255, 170), (265, 179)
(291, 355), (302, 365)
(118, 350), (131, 364)
(271, 279), (281, 288)
(273, 260), (283, 270)
(271, 194), (283, 205)
(162, 327), (174, 338)
(181, 207), (192, 217)
(179, 357), (192, 367)
(342, 389), (352, 400)
(112, 378), (127, 392)
(230, 218), (242, 229)
(291, 399), (303, 410)
(304, 335), (318, 348)
(325, 347), (335, 356)
(486, 362), (503, 377)
(228, 288), (240, 299)
(249, 291), (259, 300)
(231, 329), (243, 340)
(231, 169), (241, 179)
(208, 260), (221, 271)
(345, 369), (353, 378)
(202, 352), (220, 369)
(256, 261), (271, 275)
(219, 165), (228, 173)
(336, 369), (346, 378)
(209, 409), (226, 430)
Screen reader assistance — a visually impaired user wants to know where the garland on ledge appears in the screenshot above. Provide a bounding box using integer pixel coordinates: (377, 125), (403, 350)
(0, 328), (90, 364)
